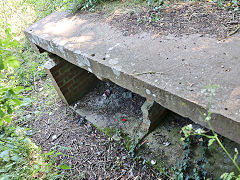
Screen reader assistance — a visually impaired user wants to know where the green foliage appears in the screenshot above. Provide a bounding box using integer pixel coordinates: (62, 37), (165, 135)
(174, 136), (209, 179)
(0, 124), (69, 178)
(0, 25), (20, 70)
(0, 86), (24, 126)
(221, 172), (240, 180)
(0, 125), (58, 179)
(45, 147), (71, 171)
(0, 1), (72, 179)
(0, 25), (24, 126)
(181, 85), (240, 179)
(15, 41), (48, 86)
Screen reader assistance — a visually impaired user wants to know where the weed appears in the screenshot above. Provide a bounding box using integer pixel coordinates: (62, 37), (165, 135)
(181, 85), (240, 179)
(174, 135), (209, 179)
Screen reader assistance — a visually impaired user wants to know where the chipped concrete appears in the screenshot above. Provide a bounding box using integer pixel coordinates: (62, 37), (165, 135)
(24, 11), (240, 144)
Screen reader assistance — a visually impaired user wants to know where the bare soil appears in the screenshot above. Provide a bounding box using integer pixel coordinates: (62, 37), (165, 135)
(75, 80), (145, 123)
(108, 2), (240, 38)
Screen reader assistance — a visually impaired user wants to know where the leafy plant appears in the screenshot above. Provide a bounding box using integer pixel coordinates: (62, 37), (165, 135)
(0, 125), (62, 179)
(173, 135), (209, 180)
(0, 25), (20, 70)
(45, 146), (71, 171)
(0, 25), (24, 126)
(181, 85), (240, 179)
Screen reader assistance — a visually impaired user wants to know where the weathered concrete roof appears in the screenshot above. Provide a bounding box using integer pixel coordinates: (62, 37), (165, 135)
(24, 11), (240, 144)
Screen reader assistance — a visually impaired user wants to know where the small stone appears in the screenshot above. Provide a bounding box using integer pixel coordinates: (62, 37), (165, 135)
(102, 93), (107, 99)
(77, 116), (86, 125)
(74, 103), (78, 108)
(112, 134), (121, 141)
(151, 160), (156, 165)
(134, 176), (140, 180)
(87, 124), (92, 131)
(128, 169), (134, 178)
(104, 89), (111, 97)
(96, 151), (102, 156)
(146, 89), (151, 95)
(163, 142), (171, 146)
(25, 114), (31, 119)
(52, 135), (57, 140)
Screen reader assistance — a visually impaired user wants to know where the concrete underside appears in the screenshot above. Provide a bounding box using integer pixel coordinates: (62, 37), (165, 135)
(24, 11), (240, 144)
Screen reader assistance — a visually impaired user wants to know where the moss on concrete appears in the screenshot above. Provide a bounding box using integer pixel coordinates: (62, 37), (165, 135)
(96, 126), (116, 138)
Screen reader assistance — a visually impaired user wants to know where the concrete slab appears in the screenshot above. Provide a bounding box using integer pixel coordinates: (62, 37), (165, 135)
(24, 11), (240, 144)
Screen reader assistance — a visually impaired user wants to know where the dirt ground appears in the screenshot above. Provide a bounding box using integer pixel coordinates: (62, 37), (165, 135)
(108, 2), (239, 38)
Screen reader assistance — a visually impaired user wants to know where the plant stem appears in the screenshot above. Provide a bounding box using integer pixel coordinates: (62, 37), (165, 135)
(215, 136), (240, 172)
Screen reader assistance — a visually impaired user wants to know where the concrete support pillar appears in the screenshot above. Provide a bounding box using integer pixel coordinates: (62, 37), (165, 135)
(141, 100), (169, 132)
(44, 55), (99, 105)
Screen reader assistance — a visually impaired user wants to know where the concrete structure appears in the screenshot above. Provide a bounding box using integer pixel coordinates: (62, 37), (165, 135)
(141, 100), (169, 132)
(24, 11), (240, 144)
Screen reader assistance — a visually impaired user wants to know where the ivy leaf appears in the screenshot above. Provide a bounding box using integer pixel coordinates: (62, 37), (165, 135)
(0, 110), (4, 118)
(9, 39), (20, 47)
(5, 89), (15, 99)
(13, 99), (22, 106)
(0, 119), (3, 126)
(0, 59), (4, 70)
(46, 151), (55, 156)
(14, 86), (24, 93)
(5, 55), (20, 68)
(7, 104), (13, 114)
(11, 154), (21, 162)
(3, 115), (12, 123)
(58, 164), (71, 170)
(0, 150), (10, 162)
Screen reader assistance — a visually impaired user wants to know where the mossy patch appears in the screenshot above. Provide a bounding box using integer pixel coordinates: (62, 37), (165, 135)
(95, 126), (116, 138)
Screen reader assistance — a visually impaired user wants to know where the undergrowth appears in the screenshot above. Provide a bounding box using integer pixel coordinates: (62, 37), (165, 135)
(173, 136), (209, 179)
(15, 41), (48, 87)
(0, 1), (70, 178)
(0, 125), (61, 179)
(181, 85), (240, 179)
